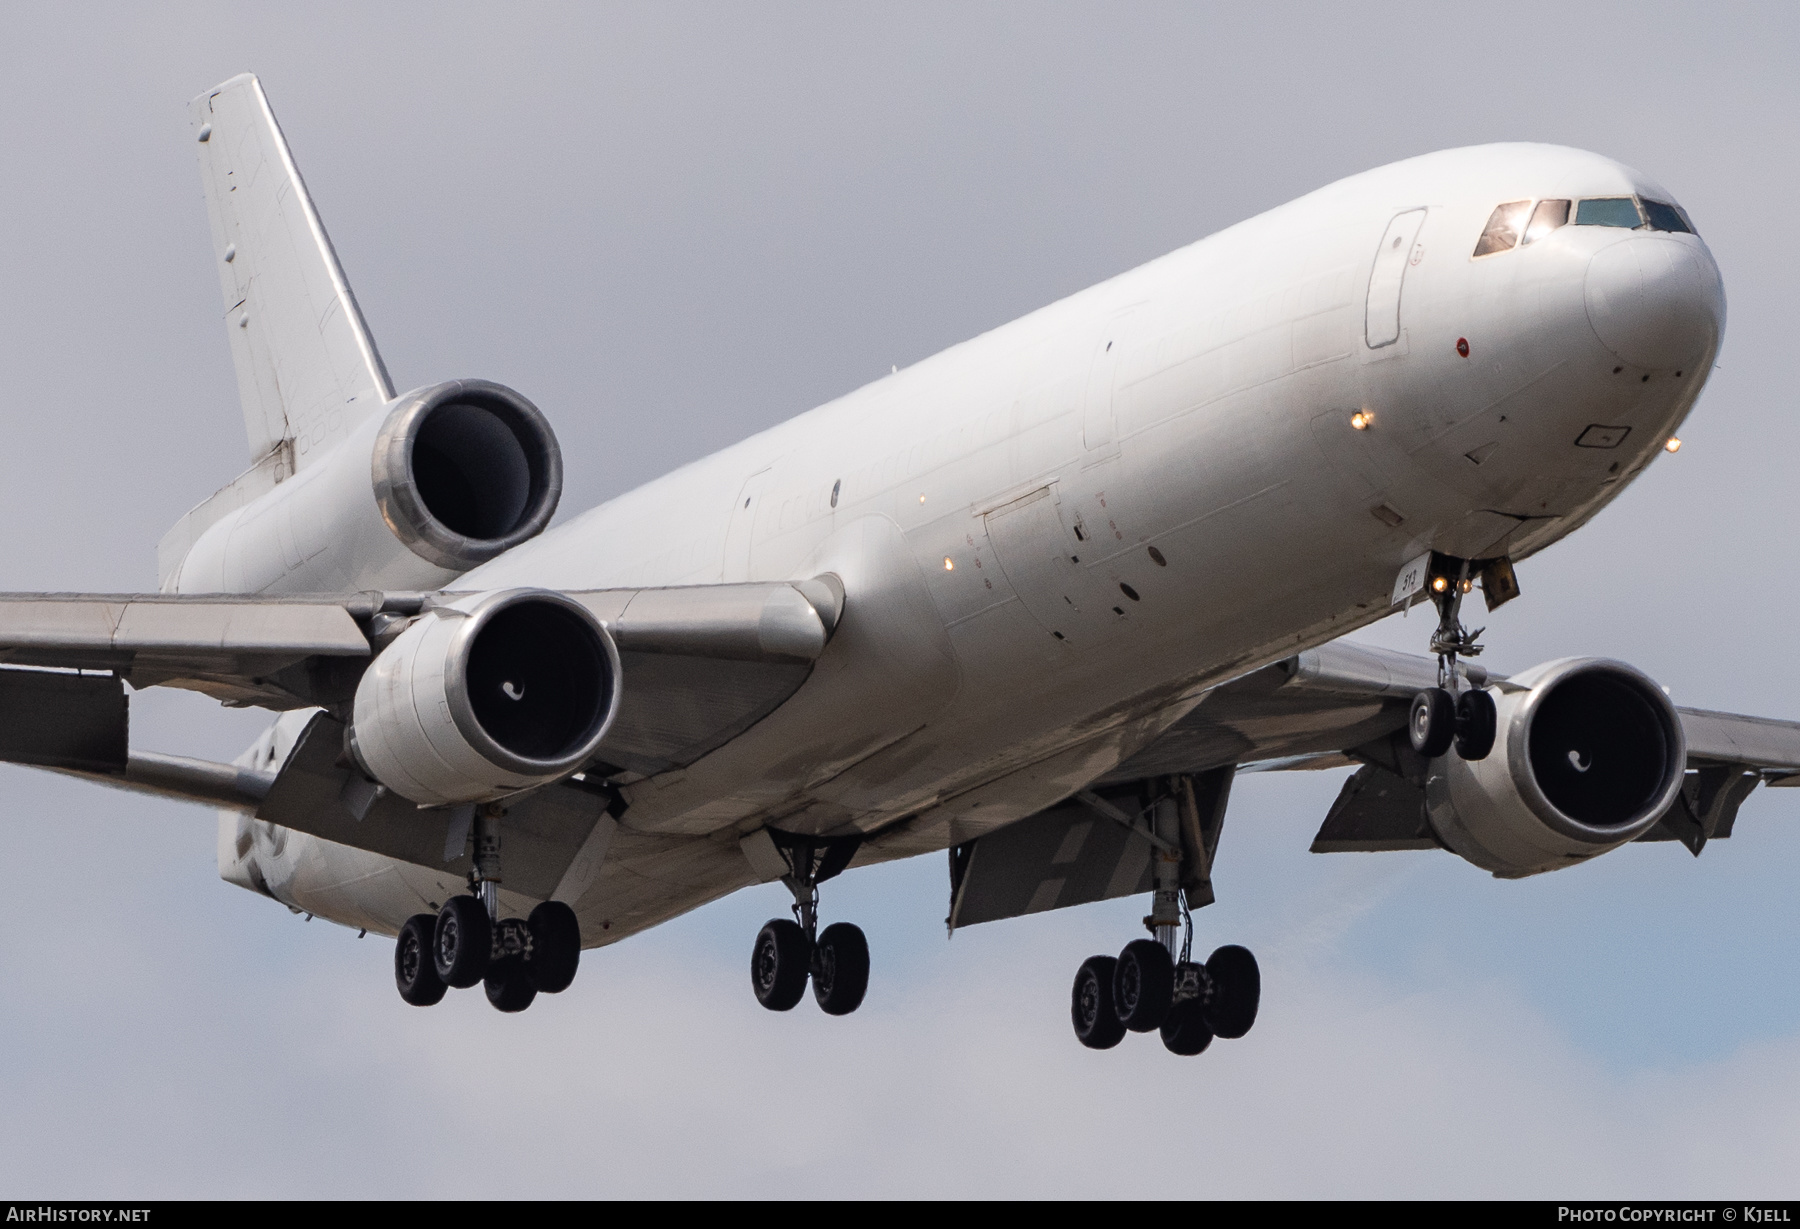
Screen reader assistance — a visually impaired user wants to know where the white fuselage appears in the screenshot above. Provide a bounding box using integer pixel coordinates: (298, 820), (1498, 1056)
(227, 143), (1724, 941)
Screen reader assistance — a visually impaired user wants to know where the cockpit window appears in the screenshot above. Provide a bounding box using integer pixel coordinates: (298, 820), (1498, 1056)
(1522, 199), (1570, 245)
(1472, 200), (1531, 257)
(1575, 197), (1643, 228)
(1641, 199), (1693, 234)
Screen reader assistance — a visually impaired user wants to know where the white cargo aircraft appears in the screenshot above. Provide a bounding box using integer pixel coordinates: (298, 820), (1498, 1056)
(8, 73), (1791, 1054)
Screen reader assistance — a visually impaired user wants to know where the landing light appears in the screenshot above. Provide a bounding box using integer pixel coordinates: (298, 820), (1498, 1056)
(1350, 411), (1372, 430)
(1431, 576), (1449, 593)
(1460, 579), (1474, 594)
(1666, 437), (1682, 453)
(944, 557), (954, 571)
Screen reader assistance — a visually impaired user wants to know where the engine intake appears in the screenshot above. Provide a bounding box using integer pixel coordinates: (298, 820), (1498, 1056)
(171, 379), (562, 595)
(350, 589), (619, 806)
(372, 380), (562, 572)
(1428, 658), (1686, 877)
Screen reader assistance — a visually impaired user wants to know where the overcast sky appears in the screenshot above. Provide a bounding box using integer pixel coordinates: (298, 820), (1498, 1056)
(2, 1), (1799, 1198)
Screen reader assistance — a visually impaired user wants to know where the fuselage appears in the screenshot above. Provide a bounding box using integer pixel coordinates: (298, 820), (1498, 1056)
(230, 142), (1725, 940)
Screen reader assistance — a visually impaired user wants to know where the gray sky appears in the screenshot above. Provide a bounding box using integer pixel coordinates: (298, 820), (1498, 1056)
(2, 1), (1798, 1197)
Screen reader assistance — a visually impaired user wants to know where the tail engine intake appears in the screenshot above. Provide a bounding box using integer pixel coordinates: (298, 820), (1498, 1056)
(171, 379), (562, 595)
(1428, 658), (1686, 877)
(371, 380), (561, 573)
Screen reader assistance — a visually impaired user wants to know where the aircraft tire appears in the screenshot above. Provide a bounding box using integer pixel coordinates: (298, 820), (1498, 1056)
(395, 913), (447, 1007)
(1114, 939), (1174, 1032)
(1454, 688), (1497, 760)
(812, 922), (869, 1016)
(435, 895), (492, 989)
(751, 919), (809, 1011)
(1071, 956), (1126, 1049)
(1160, 998), (1214, 1056)
(526, 900), (581, 994)
(1409, 687), (1457, 758)
(1201, 945), (1261, 1039)
(484, 956), (538, 1013)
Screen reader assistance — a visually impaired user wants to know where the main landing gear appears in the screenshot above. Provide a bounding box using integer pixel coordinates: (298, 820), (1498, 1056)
(750, 830), (870, 1016)
(392, 802), (583, 1012)
(1069, 782), (1260, 1056)
(1408, 556), (1497, 762)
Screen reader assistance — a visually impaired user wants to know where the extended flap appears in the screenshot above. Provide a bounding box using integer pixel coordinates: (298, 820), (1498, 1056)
(256, 712), (612, 898)
(1310, 763), (1438, 852)
(0, 668), (127, 773)
(947, 797), (1155, 930)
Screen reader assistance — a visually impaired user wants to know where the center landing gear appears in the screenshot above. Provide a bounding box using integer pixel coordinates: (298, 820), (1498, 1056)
(392, 802), (583, 1012)
(1408, 555), (1497, 762)
(749, 830), (870, 1016)
(1069, 783), (1261, 1056)
(1071, 931), (1262, 1056)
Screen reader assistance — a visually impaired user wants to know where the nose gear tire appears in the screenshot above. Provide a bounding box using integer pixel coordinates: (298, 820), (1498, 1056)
(1114, 938), (1175, 1032)
(395, 913), (447, 1006)
(752, 918), (810, 1011)
(526, 900), (580, 993)
(1072, 955), (1126, 1049)
(1454, 688), (1497, 760)
(1409, 687), (1456, 758)
(434, 895), (492, 989)
(812, 921), (869, 1015)
(1201, 945), (1261, 1039)
(1160, 998), (1214, 1056)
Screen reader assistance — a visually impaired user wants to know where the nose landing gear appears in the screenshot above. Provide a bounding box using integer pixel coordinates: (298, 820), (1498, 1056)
(1409, 555), (1498, 762)
(749, 830), (870, 1017)
(392, 802), (584, 1011)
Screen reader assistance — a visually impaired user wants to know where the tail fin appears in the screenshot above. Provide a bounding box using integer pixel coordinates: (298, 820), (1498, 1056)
(190, 73), (394, 469)
(161, 74), (396, 589)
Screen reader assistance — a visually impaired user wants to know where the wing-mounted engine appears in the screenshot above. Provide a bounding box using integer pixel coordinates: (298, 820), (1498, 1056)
(1425, 657), (1687, 876)
(168, 380), (562, 595)
(349, 588), (619, 806)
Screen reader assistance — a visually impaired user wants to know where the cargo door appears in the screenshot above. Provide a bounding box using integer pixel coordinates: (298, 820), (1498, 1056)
(983, 486), (1118, 645)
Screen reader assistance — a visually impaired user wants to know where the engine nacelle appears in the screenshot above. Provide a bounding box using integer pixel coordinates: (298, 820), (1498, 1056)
(349, 589), (619, 806)
(1427, 658), (1686, 877)
(172, 380), (562, 594)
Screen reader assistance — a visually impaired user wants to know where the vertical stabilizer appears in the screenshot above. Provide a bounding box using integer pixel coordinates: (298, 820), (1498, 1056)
(190, 73), (394, 471)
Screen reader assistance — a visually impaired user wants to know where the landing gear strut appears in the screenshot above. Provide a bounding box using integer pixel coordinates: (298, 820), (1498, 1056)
(749, 830), (869, 1016)
(1069, 778), (1261, 1056)
(1409, 555), (1497, 762)
(392, 801), (583, 1012)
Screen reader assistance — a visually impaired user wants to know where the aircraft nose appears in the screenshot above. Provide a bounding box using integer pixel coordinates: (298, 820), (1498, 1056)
(1583, 235), (1724, 369)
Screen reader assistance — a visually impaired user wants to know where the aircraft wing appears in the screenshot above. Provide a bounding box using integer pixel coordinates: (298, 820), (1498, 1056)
(0, 582), (841, 887)
(946, 640), (1800, 931)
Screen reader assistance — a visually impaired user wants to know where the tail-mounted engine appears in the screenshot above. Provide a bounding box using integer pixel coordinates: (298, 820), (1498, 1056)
(171, 380), (562, 594)
(349, 588), (619, 806)
(1427, 658), (1686, 876)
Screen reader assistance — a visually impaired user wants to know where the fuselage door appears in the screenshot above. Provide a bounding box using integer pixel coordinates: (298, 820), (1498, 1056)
(1082, 308), (1140, 460)
(1365, 208), (1427, 349)
(983, 486), (1117, 645)
(722, 465), (774, 581)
